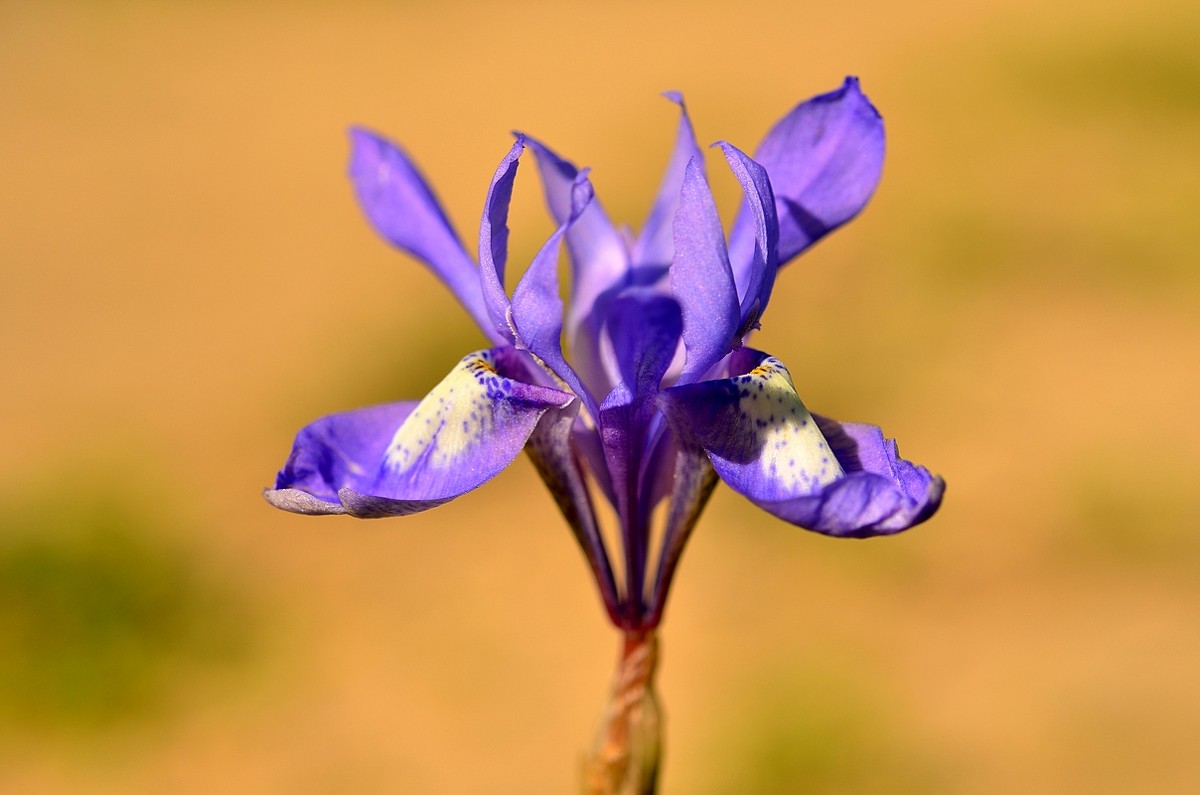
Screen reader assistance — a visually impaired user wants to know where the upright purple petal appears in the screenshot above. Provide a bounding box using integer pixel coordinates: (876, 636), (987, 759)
(728, 77), (885, 284)
(524, 135), (630, 398)
(348, 128), (500, 342)
(715, 142), (779, 339)
(669, 157), (740, 384)
(267, 347), (572, 518)
(661, 348), (942, 537)
(477, 137), (527, 343)
(632, 92), (703, 268)
(510, 172), (602, 419)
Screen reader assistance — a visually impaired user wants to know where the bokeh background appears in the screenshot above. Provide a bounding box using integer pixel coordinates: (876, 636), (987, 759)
(2, 0), (1198, 792)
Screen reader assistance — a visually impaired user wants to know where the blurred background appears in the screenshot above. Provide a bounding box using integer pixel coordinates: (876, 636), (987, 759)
(2, 0), (1197, 792)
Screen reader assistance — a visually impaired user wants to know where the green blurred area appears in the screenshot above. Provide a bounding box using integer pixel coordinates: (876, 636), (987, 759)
(0, 483), (251, 730)
(1, 0), (1197, 792)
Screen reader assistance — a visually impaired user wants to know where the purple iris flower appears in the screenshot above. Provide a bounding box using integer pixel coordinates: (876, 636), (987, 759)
(266, 77), (944, 631)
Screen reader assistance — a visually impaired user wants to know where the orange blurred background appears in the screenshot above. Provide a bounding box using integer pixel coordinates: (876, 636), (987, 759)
(2, 0), (1198, 792)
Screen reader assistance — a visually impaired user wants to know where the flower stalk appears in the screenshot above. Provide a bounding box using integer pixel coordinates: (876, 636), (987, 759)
(583, 631), (661, 795)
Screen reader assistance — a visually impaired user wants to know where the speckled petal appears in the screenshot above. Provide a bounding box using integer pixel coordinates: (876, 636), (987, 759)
(757, 414), (944, 536)
(728, 77), (885, 280)
(662, 348), (944, 537)
(661, 348), (844, 503)
(266, 347), (573, 518)
(632, 92), (703, 268)
(348, 129), (498, 341)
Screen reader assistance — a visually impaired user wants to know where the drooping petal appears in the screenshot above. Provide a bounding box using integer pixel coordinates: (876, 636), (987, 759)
(728, 77), (885, 284)
(266, 347), (573, 518)
(477, 137), (527, 343)
(661, 348), (842, 501)
(266, 401), (420, 515)
(669, 156), (740, 385)
(510, 170), (602, 418)
(661, 348), (943, 537)
(348, 128), (499, 342)
(778, 414), (944, 536)
(632, 92), (703, 268)
(715, 142), (779, 338)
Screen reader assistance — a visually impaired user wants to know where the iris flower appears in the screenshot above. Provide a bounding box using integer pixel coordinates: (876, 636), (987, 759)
(265, 77), (943, 792)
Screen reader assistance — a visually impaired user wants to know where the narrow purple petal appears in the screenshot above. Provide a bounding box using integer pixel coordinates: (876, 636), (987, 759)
(661, 347), (943, 537)
(524, 135), (630, 398)
(716, 142), (779, 338)
(477, 137), (526, 343)
(266, 347), (573, 518)
(632, 92), (703, 268)
(347, 128), (499, 341)
(728, 77), (885, 280)
(670, 157), (740, 384)
(510, 172), (602, 419)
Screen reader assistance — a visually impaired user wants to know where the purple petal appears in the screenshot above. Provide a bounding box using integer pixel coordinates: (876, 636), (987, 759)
(728, 77), (885, 280)
(660, 348), (842, 501)
(632, 92), (703, 268)
(670, 157), (740, 384)
(758, 415), (945, 536)
(604, 291), (683, 408)
(716, 142), (779, 338)
(477, 137), (527, 343)
(661, 347), (943, 537)
(348, 128), (499, 342)
(524, 135), (630, 397)
(266, 347), (572, 518)
(510, 171), (602, 419)
(267, 401), (419, 514)
(596, 292), (683, 617)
